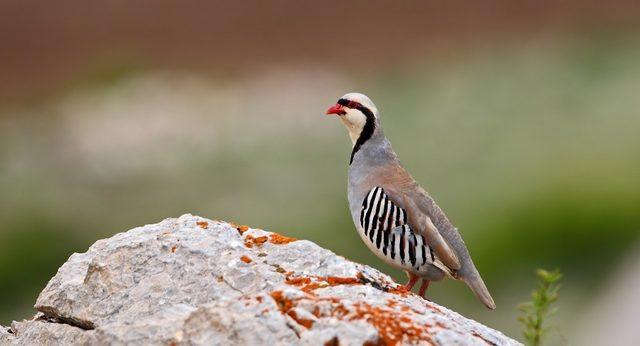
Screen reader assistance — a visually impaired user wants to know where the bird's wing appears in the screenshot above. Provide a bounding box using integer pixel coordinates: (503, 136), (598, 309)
(362, 185), (461, 271)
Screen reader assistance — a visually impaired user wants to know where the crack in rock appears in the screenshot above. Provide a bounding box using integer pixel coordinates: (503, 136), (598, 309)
(33, 313), (95, 331)
(36, 307), (95, 330)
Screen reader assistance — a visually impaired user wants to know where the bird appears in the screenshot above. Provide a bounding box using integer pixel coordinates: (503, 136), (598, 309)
(325, 92), (496, 309)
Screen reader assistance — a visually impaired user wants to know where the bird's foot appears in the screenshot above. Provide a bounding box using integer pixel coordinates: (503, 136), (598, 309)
(404, 272), (420, 291)
(418, 279), (431, 299)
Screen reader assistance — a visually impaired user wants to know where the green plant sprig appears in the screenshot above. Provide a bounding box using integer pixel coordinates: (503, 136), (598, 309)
(518, 269), (563, 346)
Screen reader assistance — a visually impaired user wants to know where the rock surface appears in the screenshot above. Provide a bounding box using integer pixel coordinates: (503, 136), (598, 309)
(1, 214), (520, 345)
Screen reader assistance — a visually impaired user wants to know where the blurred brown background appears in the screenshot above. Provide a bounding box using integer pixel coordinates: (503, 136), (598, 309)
(1, 1), (639, 344)
(3, 0), (640, 101)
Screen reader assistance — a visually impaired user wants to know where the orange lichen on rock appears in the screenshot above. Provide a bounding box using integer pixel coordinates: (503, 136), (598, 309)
(254, 235), (269, 245)
(363, 340), (382, 346)
(326, 276), (360, 286)
(286, 276), (312, 286)
(269, 290), (316, 329)
(277, 293), (431, 345)
(240, 255), (252, 264)
(268, 286), (438, 345)
(284, 273), (361, 293)
(196, 221), (209, 229)
(284, 274), (321, 292)
(225, 221), (250, 234)
(387, 285), (410, 296)
(349, 302), (433, 346)
(330, 302), (351, 319)
(269, 291), (294, 314)
(170, 245), (177, 253)
(244, 234), (269, 248)
(269, 233), (298, 245)
(301, 282), (323, 293)
(287, 310), (314, 329)
(268, 270), (442, 345)
(386, 299), (398, 308)
(312, 306), (321, 318)
(324, 336), (340, 346)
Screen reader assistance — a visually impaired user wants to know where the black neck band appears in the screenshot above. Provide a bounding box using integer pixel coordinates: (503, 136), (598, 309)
(350, 106), (376, 164)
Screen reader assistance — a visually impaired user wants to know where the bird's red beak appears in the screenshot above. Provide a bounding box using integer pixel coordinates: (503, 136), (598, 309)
(326, 104), (346, 116)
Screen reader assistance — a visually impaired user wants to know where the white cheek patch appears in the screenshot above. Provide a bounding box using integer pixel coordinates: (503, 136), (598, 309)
(340, 110), (367, 145)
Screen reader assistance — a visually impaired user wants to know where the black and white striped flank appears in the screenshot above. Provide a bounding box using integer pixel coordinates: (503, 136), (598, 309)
(359, 187), (435, 270)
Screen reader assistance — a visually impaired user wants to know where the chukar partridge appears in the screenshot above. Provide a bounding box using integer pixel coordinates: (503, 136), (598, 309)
(326, 92), (495, 309)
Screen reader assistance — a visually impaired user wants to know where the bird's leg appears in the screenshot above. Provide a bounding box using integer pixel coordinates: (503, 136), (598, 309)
(418, 279), (431, 298)
(404, 271), (420, 291)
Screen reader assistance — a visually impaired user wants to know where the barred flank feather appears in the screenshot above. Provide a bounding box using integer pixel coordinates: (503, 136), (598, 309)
(359, 187), (433, 271)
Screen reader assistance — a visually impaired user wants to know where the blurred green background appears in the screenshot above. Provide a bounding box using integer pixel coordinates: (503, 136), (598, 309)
(1, 1), (639, 344)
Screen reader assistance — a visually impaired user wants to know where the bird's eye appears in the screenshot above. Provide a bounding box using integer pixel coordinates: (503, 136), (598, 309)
(347, 101), (359, 108)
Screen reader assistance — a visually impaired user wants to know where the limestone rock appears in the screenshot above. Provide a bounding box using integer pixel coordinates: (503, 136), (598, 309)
(3, 214), (520, 345)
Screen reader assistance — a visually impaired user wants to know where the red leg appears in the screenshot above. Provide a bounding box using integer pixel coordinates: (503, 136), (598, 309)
(418, 279), (431, 298)
(404, 272), (419, 291)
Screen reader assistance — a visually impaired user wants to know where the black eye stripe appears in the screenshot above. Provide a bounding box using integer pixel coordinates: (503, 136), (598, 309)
(338, 98), (362, 109)
(337, 98), (369, 113)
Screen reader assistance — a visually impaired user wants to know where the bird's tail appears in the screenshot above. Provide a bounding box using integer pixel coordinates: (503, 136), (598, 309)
(459, 267), (496, 310)
(435, 258), (495, 309)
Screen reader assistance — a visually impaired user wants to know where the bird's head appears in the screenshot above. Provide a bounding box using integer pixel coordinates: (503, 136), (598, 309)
(326, 92), (379, 145)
